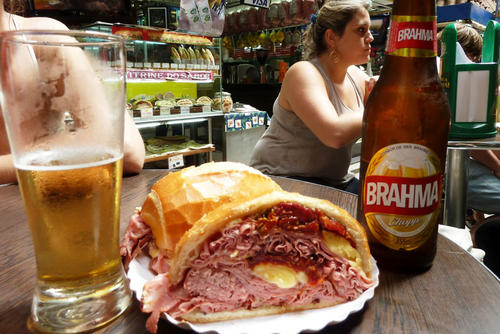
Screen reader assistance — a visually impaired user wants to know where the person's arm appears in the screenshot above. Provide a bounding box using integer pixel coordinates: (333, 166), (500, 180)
(280, 62), (362, 149)
(123, 112), (145, 175)
(0, 154), (16, 185)
(470, 150), (500, 178)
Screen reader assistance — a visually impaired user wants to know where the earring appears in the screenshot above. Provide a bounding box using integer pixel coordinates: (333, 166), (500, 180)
(329, 48), (340, 64)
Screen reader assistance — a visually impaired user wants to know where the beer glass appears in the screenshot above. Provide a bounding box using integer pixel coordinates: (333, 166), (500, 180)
(0, 30), (131, 332)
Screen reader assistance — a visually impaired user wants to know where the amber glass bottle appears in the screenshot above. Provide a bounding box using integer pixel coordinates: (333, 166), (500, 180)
(357, 0), (450, 271)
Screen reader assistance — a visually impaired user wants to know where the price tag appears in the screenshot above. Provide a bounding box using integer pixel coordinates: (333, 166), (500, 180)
(143, 62), (152, 68)
(202, 105), (211, 112)
(140, 107), (153, 119)
(159, 106), (171, 115)
(134, 62), (144, 68)
(168, 154), (184, 169)
(153, 62), (161, 68)
(180, 106), (190, 114)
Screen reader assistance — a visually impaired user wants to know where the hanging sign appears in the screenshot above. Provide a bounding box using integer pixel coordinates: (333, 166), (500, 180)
(241, 0), (270, 9)
(126, 69), (214, 81)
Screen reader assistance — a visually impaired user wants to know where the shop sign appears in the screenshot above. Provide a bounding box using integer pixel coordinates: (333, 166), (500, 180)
(127, 69), (214, 81)
(241, 0), (269, 9)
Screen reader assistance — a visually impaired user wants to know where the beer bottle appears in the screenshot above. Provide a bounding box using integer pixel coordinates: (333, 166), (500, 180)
(357, 0), (450, 271)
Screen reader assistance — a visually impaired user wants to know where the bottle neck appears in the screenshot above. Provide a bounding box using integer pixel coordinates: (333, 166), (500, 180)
(380, 0), (439, 82)
(392, 0), (436, 16)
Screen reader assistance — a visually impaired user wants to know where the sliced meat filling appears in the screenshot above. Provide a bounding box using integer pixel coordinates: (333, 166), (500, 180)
(120, 212), (152, 271)
(141, 202), (374, 323)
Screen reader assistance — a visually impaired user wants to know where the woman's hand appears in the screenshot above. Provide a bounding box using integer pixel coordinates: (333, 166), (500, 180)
(365, 76), (378, 100)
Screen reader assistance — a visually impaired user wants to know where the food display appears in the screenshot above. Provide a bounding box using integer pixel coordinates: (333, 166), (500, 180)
(130, 93), (216, 117)
(212, 91), (233, 113)
(144, 136), (212, 157)
(170, 45), (216, 66)
(120, 162), (376, 333)
(113, 22), (222, 163)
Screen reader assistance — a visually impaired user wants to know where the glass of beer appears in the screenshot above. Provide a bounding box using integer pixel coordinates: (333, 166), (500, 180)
(0, 30), (132, 332)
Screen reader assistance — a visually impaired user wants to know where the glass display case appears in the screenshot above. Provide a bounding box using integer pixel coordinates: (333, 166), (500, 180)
(82, 22), (224, 166)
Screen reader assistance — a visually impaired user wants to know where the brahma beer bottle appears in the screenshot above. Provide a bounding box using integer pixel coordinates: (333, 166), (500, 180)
(358, 0), (450, 271)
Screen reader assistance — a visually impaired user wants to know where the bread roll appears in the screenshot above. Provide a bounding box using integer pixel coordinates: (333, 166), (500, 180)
(140, 162), (281, 253)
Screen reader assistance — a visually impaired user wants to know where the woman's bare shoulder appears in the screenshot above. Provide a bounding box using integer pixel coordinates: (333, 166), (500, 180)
(284, 60), (322, 86)
(287, 60), (318, 75)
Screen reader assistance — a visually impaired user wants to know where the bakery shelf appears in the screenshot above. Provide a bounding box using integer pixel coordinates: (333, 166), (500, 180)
(144, 146), (215, 163)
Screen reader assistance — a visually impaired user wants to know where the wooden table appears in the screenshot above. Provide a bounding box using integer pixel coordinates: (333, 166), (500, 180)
(1, 169), (499, 334)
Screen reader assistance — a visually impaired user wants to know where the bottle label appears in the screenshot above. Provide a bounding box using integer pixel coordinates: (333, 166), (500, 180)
(386, 15), (437, 57)
(363, 143), (442, 251)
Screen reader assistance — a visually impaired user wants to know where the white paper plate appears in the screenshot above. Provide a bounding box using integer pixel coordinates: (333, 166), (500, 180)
(128, 254), (379, 334)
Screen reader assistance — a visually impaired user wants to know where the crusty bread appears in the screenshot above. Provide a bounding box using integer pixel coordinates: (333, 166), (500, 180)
(170, 190), (372, 286)
(140, 162), (281, 253)
(181, 300), (344, 323)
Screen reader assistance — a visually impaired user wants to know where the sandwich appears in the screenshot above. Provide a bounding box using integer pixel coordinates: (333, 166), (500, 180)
(121, 161), (282, 265)
(176, 98), (194, 107)
(120, 162), (374, 333)
(196, 96), (212, 106)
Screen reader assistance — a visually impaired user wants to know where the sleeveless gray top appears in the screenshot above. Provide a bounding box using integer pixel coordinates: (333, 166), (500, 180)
(249, 58), (364, 187)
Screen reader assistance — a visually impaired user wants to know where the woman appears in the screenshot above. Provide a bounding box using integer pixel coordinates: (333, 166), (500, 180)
(0, 0), (145, 184)
(250, 0), (375, 194)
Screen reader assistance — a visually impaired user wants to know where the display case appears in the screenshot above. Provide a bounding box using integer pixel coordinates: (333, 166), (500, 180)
(83, 22), (224, 166)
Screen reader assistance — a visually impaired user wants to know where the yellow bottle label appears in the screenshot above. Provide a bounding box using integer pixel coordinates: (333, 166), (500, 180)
(363, 143), (442, 251)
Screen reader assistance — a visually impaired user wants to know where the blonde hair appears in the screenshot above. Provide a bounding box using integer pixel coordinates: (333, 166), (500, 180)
(302, 0), (371, 60)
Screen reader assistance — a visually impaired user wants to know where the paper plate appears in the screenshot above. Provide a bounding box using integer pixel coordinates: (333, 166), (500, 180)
(128, 254), (379, 334)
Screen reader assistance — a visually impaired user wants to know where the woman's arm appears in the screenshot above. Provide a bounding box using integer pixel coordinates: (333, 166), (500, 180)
(470, 150), (500, 178)
(280, 62), (363, 149)
(123, 112), (145, 175)
(0, 154), (16, 185)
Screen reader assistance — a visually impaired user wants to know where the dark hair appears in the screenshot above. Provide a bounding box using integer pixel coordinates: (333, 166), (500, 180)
(302, 0), (371, 60)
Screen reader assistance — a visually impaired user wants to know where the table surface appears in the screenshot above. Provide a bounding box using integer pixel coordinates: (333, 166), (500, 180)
(447, 125), (500, 150)
(1, 169), (499, 334)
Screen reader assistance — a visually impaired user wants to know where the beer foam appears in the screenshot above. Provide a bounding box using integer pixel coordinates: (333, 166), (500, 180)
(15, 147), (123, 171)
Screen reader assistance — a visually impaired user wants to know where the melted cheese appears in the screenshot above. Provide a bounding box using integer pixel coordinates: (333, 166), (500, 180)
(322, 230), (362, 268)
(252, 263), (308, 289)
